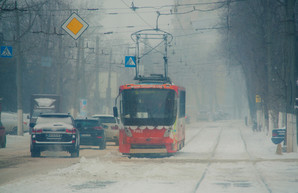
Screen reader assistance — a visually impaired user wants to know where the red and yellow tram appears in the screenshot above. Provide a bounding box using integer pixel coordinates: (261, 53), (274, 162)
(115, 82), (185, 155)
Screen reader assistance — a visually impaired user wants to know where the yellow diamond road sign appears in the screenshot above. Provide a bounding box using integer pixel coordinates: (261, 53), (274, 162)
(62, 13), (88, 40)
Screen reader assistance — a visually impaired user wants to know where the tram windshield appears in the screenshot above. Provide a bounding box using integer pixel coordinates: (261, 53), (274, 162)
(121, 89), (177, 126)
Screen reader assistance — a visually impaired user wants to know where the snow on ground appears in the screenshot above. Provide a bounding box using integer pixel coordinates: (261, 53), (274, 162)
(0, 120), (298, 193)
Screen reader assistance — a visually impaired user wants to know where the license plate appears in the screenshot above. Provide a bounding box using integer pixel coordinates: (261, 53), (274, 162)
(81, 134), (91, 137)
(47, 133), (62, 138)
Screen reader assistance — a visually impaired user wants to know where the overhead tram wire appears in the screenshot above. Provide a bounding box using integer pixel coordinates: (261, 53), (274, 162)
(124, 0), (246, 10)
(173, 26), (228, 38)
(1, 0), (246, 15)
(120, 0), (154, 29)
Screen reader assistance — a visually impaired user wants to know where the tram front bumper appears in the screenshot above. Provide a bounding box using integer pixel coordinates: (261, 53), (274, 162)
(127, 137), (174, 153)
(127, 136), (173, 144)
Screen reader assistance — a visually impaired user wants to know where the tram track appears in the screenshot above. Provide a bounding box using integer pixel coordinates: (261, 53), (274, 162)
(189, 123), (273, 193)
(109, 122), (295, 192)
(191, 127), (223, 193)
(239, 126), (273, 193)
(184, 126), (206, 146)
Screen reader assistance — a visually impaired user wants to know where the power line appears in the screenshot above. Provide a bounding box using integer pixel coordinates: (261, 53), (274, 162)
(120, 0), (154, 29)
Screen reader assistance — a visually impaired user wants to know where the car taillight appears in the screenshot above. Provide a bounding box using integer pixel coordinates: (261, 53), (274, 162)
(66, 128), (76, 134)
(112, 125), (119, 130)
(94, 126), (103, 130)
(32, 128), (42, 134)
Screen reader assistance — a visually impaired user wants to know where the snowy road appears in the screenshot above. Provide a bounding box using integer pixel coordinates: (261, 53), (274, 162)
(0, 120), (298, 193)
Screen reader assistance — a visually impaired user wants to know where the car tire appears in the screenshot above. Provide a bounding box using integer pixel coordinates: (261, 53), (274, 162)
(115, 139), (119, 146)
(12, 126), (17, 135)
(99, 141), (106, 150)
(30, 144), (40, 157)
(31, 149), (40, 157)
(71, 148), (79, 157)
(1, 135), (6, 148)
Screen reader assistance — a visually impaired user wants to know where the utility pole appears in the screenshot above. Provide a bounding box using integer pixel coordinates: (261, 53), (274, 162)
(106, 49), (112, 114)
(95, 36), (100, 110)
(40, 2), (52, 93)
(15, 1), (23, 136)
(81, 37), (86, 99)
(56, 28), (62, 95)
(265, 0), (273, 133)
(72, 38), (81, 118)
(285, 0), (297, 152)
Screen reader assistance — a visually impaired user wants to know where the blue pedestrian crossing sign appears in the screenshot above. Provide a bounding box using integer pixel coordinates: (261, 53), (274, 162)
(125, 56), (136, 67)
(0, 46), (13, 58)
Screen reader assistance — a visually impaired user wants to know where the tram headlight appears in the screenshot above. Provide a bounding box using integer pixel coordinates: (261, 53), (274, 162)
(163, 128), (171, 137)
(124, 127), (132, 137)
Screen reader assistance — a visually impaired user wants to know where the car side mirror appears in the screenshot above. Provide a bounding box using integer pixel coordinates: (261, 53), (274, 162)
(29, 123), (35, 128)
(113, 106), (118, 117)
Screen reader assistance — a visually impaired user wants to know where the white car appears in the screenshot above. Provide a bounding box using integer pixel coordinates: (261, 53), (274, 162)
(1, 112), (29, 134)
(92, 114), (119, 145)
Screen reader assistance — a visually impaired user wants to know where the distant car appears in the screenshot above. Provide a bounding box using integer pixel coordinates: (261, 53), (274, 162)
(92, 114), (119, 145)
(74, 118), (106, 149)
(196, 110), (210, 121)
(30, 113), (80, 157)
(212, 110), (229, 121)
(0, 120), (6, 148)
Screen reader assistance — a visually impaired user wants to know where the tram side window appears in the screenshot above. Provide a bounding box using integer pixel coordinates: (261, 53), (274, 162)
(179, 91), (185, 118)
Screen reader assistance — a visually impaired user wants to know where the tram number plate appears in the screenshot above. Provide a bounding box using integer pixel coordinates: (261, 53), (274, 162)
(47, 133), (62, 138)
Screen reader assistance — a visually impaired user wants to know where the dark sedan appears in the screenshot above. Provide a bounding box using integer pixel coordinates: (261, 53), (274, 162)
(75, 118), (106, 149)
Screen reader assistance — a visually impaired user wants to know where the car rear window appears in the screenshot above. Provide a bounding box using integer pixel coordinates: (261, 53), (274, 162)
(98, 117), (116, 123)
(36, 117), (73, 125)
(75, 120), (99, 127)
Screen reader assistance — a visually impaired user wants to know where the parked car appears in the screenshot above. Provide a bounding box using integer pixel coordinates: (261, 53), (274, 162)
(74, 118), (106, 149)
(1, 112), (29, 135)
(30, 113), (80, 157)
(0, 120), (6, 148)
(92, 114), (119, 145)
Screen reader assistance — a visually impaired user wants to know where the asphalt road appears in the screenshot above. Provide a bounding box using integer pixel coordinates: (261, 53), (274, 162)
(0, 134), (118, 186)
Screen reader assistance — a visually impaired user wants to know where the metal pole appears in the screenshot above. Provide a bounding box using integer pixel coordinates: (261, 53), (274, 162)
(15, 1), (23, 136)
(135, 35), (140, 79)
(72, 38), (81, 118)
(106, 49), (112, 113)
(95, 36), (100, 110)
(163, 34), (168, 79)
